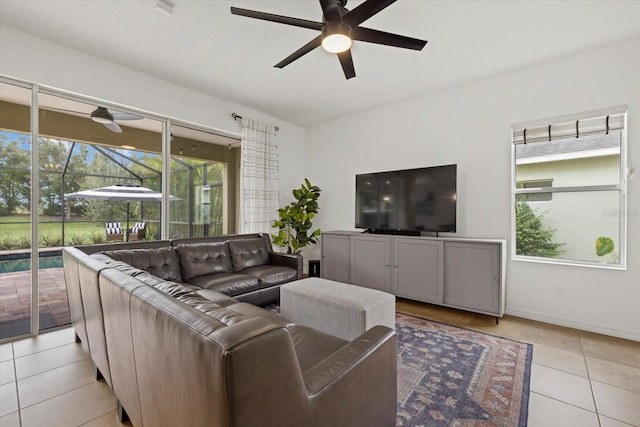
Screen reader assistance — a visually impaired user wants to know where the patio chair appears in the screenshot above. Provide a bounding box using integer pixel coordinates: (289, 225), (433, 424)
(105, 222), (124, 242)
(128, 222), (146, 241)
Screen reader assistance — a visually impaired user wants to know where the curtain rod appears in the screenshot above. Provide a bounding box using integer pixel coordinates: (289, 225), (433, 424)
(232, 112), (279, 131)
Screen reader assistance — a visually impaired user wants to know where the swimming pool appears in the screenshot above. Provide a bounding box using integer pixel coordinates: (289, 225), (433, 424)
(0, 255), (63, 274)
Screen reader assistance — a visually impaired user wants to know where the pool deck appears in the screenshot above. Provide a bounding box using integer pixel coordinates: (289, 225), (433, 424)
(0, 267), (70, 330)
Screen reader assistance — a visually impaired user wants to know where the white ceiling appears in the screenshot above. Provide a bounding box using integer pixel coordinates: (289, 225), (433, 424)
(1, 0), (639, 127)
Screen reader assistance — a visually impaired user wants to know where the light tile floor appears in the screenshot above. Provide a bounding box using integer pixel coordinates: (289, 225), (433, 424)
(0, 299), (638, 426)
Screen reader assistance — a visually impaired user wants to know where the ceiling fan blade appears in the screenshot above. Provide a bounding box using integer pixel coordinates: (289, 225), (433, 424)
(343, 0), (396, 27)
(275, 36), (322, 68)
(352, 26), (427, 50)
(337, 49), (356, 80)
(111, 112), (143, 121)
(103, 121), (122, 133)
(319, 0), (342, 23)
(230, 7), (323, 31)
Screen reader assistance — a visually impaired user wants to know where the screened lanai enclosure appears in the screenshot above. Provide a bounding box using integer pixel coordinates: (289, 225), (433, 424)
(1, 138), (226, 246)
(0, 84), (240, 249)
(0, 79), (240, 340)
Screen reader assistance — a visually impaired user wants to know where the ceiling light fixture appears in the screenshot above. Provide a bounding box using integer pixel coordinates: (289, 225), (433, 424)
(321, 22), (352, 54)
(90, 107), (113, 124)
(155, 0), (174, 16)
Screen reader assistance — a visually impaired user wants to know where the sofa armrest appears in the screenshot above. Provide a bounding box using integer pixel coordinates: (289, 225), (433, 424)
(302, 325), (396, 394)
(269, 252), (303, 279)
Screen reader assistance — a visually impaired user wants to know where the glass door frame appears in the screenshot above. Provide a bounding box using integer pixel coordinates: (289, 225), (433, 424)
(2, 76), (237, 338)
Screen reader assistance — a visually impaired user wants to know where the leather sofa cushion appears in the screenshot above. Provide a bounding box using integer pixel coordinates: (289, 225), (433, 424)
(186, 272), (259, 296)
(228, 238), (269, 272)
(176, 242), (233, 281)
(195, 289), (239, 307)
(90, 253), (147, 277)
(134, 272), (196, 298)
(241, 265), (298, 288)
(226, 302), (293, 328)
(288, 324), (348, 373)
(100, 247), (182, 282)
(134, 273), (246, 327)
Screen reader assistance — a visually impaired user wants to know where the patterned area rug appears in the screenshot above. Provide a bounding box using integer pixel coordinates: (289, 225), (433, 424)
(266, 305), (532, 426)
(395, 313), (532, 427)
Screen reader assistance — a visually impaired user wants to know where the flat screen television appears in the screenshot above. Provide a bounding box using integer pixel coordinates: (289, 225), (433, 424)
(355, 164), (457, 235)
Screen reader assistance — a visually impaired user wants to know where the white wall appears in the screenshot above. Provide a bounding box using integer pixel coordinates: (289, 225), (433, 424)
(306, 36), (640, 341)
(3, 24), (637, 340)
(0, 24), (307, 229)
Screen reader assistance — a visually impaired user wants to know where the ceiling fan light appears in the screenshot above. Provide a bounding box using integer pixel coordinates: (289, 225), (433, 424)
(321, 23), (352, 53)
(91, 107), (113, 124)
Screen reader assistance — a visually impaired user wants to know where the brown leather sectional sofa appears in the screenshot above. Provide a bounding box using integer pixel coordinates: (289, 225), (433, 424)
(63, 233), (398, 427)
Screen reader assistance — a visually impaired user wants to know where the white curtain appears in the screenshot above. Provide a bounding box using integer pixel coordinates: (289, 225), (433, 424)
(239, 117), (279, 234)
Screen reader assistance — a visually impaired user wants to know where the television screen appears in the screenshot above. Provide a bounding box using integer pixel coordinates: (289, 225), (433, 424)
(355, 164), (457, 233)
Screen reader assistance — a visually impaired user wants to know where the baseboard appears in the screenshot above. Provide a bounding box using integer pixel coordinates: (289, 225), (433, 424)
(505, 307), (640, 342)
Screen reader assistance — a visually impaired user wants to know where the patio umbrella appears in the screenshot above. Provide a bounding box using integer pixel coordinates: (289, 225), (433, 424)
(64, 183), (181, 234)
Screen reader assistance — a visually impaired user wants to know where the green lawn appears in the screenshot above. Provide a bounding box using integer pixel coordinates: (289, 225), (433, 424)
(0, 215), (107, 248)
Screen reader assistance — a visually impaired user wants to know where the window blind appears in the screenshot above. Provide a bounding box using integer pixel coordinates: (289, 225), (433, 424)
(512, 106), (626, 145)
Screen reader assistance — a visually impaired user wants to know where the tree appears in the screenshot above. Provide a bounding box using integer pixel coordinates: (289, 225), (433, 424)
(39, 138), (69, 216)
(515, 199), (564, 257)
(81, 154), (131, 221)
(0, 135), (31, 215)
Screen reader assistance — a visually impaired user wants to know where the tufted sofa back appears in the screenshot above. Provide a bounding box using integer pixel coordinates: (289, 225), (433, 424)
(100, 246), (183, 282)
(228, 238), (270, 271)
(175, 241), (233, 280)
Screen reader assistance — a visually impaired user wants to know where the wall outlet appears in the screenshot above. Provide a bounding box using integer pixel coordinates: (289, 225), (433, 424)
(555, 287), (567, 298)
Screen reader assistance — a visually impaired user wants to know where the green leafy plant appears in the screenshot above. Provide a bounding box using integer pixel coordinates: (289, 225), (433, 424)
(88, 231), (106, 244)
(515, 199), (565, 257)
(595, 236), (619, 263)
(39, 233), (62, 248)
(67, 234), (86, 246)
(16, 234), (31, 249)
(0, 236), (18, 250)
(272, 179), (321, 254)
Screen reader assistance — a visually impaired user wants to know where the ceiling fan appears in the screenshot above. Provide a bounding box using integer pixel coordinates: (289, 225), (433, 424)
(89, 107), (143, 134)
(230, 0), (427, 80)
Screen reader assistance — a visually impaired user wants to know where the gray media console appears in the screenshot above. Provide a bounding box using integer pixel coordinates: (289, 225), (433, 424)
(321, 231), (507, 321)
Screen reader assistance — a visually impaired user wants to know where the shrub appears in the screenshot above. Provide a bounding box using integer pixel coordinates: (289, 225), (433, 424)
(0, 236), (18, 250)
(515, 200), (564, 257)
(39, 233), (62, 248)
(67, 234), (87, 246)
(16, 235), (31, 249)
(88, 231), (106, 244)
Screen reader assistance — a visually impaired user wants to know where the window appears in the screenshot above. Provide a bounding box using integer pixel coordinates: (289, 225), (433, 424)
(511, 106), (627, 268)
(517, 179), (553, 202)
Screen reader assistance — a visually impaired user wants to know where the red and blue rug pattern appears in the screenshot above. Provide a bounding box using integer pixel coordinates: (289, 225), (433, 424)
(395, 313), (532, 426)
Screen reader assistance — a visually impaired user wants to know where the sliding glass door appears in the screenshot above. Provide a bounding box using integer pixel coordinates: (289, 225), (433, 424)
(0, 81), (34, 340)
(0, 77), (239, 340)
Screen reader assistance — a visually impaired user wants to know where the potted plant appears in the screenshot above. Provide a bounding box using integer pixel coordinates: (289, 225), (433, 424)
(272, 179), (321, 254)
